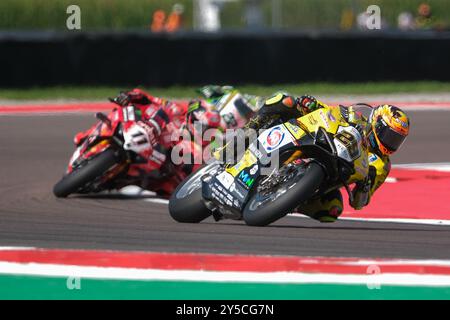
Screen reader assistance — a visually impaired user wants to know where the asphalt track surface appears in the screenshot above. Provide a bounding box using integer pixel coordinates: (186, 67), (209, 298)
(1, 111), (450, 259)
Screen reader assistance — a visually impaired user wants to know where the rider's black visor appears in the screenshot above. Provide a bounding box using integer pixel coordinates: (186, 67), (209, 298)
(374, 121), (407, 152)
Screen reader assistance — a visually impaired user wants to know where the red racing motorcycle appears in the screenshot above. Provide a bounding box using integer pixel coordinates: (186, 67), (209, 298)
(53, 102), (189, 198)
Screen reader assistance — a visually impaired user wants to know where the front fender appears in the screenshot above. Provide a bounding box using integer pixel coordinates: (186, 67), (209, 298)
(67, 139), (113, 173)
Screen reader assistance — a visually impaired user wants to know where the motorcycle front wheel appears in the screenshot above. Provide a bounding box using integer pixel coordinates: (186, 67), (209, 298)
(243, 162), (325, 226)
(53, 148), (121, 198)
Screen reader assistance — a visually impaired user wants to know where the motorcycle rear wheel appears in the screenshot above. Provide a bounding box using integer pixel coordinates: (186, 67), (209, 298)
(53, 148), (121, 198)
(169, 162), (220, 223)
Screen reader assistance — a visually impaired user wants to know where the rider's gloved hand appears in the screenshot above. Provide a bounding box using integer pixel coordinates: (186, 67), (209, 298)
(350, 176), (371, 210)
(297, 95), (319, 114)
(113, 91), (131, 106)
(113, 89), (152, 107)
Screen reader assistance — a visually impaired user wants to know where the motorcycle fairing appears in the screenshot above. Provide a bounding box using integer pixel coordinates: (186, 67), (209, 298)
(203, 106), (370, 215)
(67, 108), (123, 173)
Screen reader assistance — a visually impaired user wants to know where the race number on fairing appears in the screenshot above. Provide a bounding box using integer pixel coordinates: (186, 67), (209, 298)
(333, 126), (362, 162)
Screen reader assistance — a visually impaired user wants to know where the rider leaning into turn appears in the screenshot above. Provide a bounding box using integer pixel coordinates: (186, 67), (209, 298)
(73, 86), (260, 195)
(73, 88), (221, 195)
(247, 92), (410, 223)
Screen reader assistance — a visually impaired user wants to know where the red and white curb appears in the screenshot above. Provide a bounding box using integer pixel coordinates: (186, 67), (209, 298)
(118, 163), (450, 226)
(342, 163), (450, 224)
(0, 102), (113, 115)
(121, 163), (450, 226)
(0, 247), (450, 286)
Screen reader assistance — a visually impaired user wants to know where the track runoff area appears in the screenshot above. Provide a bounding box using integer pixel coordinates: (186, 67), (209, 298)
(0, 98), (449, 300)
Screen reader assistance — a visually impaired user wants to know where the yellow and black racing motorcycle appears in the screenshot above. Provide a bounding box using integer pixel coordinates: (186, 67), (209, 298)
(169, 104), (371, 226)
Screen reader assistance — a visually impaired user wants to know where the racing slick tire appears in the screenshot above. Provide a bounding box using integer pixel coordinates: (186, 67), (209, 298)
(53, 148), (120, 198)
(243, 162), (325, 226)
(169, 162), (220, 223)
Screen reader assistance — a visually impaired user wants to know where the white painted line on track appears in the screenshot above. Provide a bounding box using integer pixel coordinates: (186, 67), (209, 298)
(118, 185), (156, 197)
(339, 259), (450, 267)
(393, 162), (450, 172)
(116, 186), (170, 204)
(0, 247), (36, 251)
(0, 262), (450, 286)
(385, 177), (397, 183)
(289, 214), (450, 226)
(144, 198), (170, 205)
(339, 217), (450, 226)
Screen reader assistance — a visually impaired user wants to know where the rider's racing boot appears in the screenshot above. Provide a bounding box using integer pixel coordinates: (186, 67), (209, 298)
(295, 189), (343, 223)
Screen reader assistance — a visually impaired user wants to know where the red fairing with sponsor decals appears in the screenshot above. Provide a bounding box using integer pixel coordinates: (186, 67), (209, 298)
(68, 109), (123, 173)
(53, 99), (196, 198)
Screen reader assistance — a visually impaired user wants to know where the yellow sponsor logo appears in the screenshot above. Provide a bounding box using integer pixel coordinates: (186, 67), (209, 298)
(226, 150), (257, 177)
(284, 121), (304, 140)
(308, 115), (319, 126)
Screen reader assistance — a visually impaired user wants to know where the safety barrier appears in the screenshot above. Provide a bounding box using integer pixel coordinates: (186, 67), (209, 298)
(1, 30), (450, 87)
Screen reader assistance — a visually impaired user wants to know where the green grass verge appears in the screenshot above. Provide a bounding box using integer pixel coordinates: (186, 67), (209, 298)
(0, 275), (449, 300)
(2, 82), (450, 101)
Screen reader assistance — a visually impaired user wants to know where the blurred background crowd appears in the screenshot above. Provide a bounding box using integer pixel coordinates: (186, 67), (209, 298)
(0, 0), (446, 33)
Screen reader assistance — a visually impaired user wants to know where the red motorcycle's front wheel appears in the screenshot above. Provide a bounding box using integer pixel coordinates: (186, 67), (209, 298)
(53, 148), (121, 198)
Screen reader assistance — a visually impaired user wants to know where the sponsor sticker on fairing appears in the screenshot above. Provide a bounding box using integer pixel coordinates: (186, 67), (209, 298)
(216, 171), (235, 189)
(149, 150), (166, 165)
(126, 106), (136, 122)
(327, 110), (336, 122)
(259, 125), (294, 153)
(369, 153), (378, 163)
(230, 182), (247, 201)
(319, 110), (330, 129)
(267, 128), (283, 148)
(249, 143), (264, 159)
(285, 120), (304, 139)
(238, 170), (255, 188)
